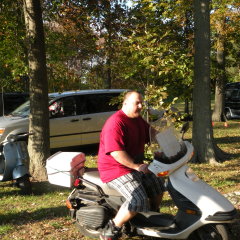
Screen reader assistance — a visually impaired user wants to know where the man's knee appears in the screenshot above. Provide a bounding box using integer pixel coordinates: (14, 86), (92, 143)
(128, 196), (150, 212)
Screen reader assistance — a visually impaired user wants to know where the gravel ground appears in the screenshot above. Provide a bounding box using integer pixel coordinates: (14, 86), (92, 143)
(224, 191), (240, 208)
(224, 191), (240, 239)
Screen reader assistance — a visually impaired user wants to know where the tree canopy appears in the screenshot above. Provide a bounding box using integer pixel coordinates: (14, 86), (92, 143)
(1, 0), (239, 95)
(1, 0), (239, 165)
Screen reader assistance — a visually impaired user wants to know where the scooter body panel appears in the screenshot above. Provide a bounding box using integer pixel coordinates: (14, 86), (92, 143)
(135, 171), (235, 239)
(144, 141), (236, 239)
(169, 165), (235, 218)
(12, 165), (29, 179)
(1, 142), (18, 180)
(1, 141), (29, 181)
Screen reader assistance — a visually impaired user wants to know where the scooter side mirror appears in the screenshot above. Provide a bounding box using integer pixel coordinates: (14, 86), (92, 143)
(180, 122), (189, 139)
(7, 134), (18, 143)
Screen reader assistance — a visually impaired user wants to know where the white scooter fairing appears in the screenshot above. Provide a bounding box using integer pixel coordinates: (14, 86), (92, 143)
(144, 141), (236, 239)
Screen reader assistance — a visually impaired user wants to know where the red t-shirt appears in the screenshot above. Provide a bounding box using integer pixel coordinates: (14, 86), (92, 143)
(98, 110), (150, 183)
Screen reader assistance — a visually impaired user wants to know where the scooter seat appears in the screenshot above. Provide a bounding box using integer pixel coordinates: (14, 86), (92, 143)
(83, 168), (122, 196)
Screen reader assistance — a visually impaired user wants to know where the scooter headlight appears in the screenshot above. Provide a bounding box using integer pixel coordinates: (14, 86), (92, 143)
(0, 128), (5, 136)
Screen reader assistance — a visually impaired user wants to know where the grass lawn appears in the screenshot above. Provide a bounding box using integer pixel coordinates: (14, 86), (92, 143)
(0, 121), (239, 240)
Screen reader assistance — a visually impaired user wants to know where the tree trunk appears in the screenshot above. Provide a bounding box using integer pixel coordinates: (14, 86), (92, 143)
(105, 57), (112, 89)
(23, 0), (50, 181)
(184, 99), (189, 115)
(212, 19), (226, 122)
(104, 0), (112, 89)
(212, 78), (226, 122)
(192, 0), (219, 164)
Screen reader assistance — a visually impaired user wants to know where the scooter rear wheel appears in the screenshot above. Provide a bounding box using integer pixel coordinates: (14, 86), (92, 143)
(189, 224), (230, 240)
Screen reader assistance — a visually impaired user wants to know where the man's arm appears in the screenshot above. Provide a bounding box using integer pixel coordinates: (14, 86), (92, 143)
(110, 150), (148, 173)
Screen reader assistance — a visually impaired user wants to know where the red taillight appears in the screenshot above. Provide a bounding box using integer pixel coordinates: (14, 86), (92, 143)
(186, 209), (197, 215)
(157, 171), (169, 177)
(73, 178), (81, 187)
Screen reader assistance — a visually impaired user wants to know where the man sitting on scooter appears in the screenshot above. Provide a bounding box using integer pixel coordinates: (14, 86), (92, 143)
(98, 90), (165, 240)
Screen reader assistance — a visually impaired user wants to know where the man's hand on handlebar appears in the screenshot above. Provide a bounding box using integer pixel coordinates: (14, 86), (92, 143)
(136, 163), (149, 174)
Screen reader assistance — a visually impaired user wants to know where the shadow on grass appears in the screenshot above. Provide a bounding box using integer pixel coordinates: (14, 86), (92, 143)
(31, 181), (71, 195)
(0, 183), (71, 226)
(215, 136), (240, 145)
(225, 176), (240, 184)
(0, 205), (68, 226)
(0, 181), (71, 199)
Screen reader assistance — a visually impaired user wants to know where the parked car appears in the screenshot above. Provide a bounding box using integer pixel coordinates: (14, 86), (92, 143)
(225, 82), (240, 119)
(0, 89), (126, 149)
(0, 92), (29, 116)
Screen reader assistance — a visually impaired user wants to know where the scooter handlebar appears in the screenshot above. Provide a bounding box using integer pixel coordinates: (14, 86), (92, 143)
(6, 132), (33, 143)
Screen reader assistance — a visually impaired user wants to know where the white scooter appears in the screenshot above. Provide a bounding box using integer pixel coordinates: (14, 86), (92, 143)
(0, 133), (32, 194)
(46, 123), (237, 239)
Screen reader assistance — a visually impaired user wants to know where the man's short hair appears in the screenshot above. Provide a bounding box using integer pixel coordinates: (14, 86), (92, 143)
(123, 90), (142, 102)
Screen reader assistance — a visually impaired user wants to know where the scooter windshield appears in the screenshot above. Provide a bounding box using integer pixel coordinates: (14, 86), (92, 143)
(150, 117), (188, 164)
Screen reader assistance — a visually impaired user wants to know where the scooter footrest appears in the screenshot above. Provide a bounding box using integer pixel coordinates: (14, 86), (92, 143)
(131, 211), (175, 228)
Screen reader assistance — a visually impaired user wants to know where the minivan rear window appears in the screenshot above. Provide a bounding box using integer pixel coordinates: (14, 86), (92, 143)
(10, 97), (54, 117)
(10, 100), (30, 117)
(0, 93), (29, 116)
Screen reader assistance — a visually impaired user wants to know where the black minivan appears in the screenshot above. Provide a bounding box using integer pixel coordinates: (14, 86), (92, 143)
(225, 82), (240, 119)
(0, 93), (29, 116)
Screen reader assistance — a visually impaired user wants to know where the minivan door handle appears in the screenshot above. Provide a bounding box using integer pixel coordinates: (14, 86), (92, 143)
(71, 119), (79, 122)
(82, 117), (92, 121)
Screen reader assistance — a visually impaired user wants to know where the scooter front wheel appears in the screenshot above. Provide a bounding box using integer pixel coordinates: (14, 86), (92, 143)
(189, 224), (230, 240)
(16, 175), (32, 195)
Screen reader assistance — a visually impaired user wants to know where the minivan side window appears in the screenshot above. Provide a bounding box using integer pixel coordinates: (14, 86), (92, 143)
(231, 90), (240, 100)
(49, 96), (76, 118)
(75, 93), (120, 115)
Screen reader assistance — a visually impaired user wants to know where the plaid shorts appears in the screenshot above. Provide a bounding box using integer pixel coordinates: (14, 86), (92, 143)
(107, 171), (165, 212)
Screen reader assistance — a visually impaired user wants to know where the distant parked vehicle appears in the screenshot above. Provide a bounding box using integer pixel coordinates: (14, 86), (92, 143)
(0, 89), (126, 149)
(0, 92), (29, 116)
(225, 82), (240, 119)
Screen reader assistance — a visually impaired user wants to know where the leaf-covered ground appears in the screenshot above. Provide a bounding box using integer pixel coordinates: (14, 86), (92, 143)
(0, 121), (239, 240)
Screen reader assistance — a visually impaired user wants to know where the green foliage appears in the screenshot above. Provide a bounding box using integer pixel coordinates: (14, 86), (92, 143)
(144, 84), (186, 124)
(123, 0), (195, 100)
(0, 0), (28, 92)
(109, 90), (128, 109)
(210, 0), (240, 84)
(0, 0), (239, 94)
